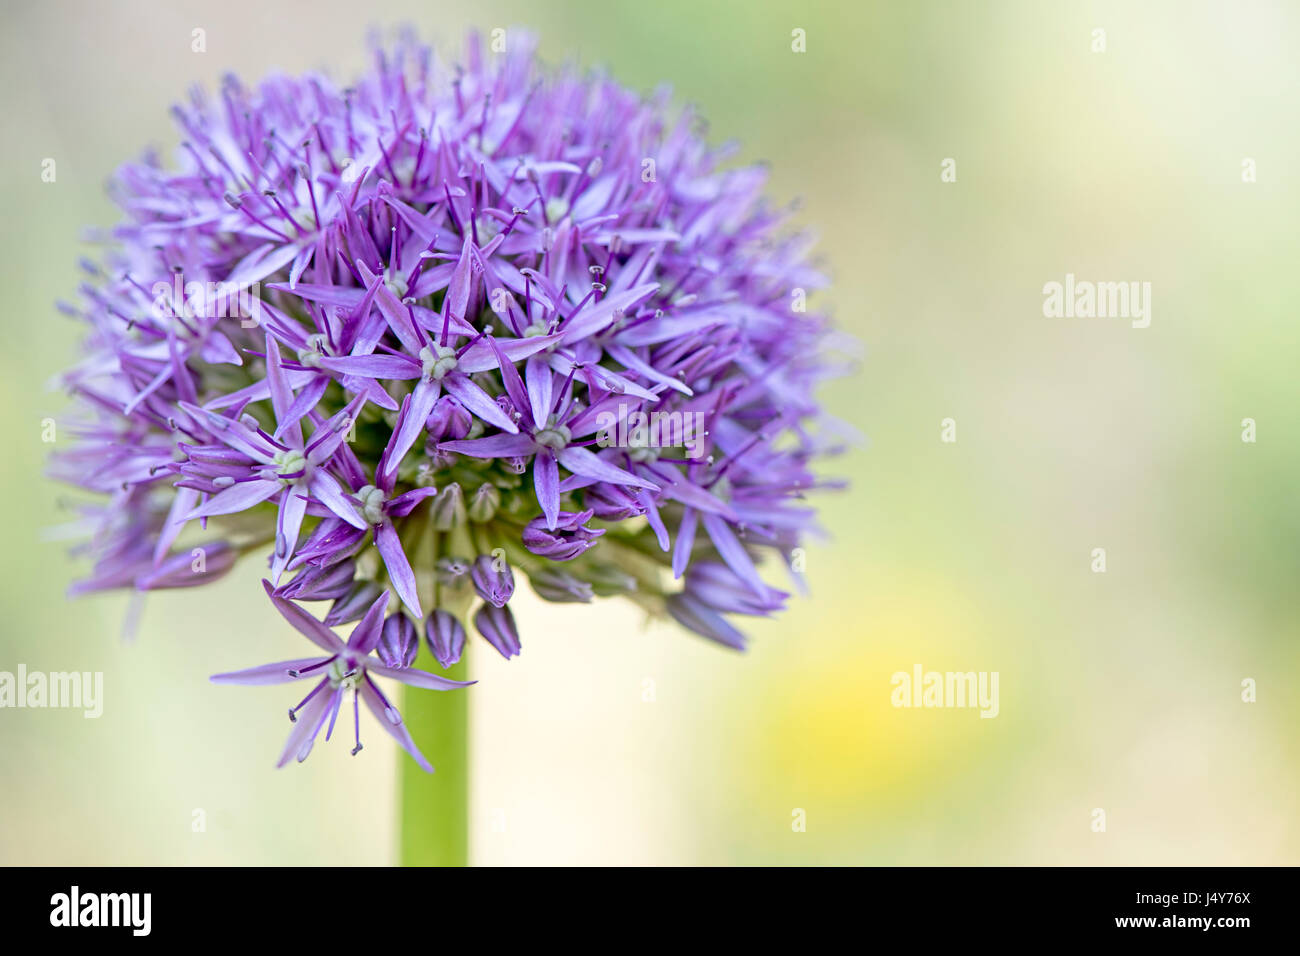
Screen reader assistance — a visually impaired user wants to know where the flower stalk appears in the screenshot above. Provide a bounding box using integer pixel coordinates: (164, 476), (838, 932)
(399, 652), (469, 866)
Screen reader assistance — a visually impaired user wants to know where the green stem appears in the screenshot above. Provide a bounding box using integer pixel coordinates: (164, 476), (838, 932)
(399, 649), (469, 866)
(399, 521), (471, 866)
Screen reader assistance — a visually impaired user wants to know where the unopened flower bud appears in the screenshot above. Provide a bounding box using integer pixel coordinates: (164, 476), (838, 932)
(584, 563), (638, 597)
(522, 509), (605, 561)
(135, 542), (237, 590)
(585, 485), (644, 520)
(277, 559), (357, 601)
(425, 609), (467, 668)
(665, 592), (746, 650)
(376, 613), (418, 668)
(470, 553), (514, 607)
(426, 396), (472, 441)
(325, 579), (384, 626)
(436, 555), (471, 585)
(468, 483), (500, 522)
(430, 482), (466, 531)
(474, 602), (521, 659)
(529, 567), (594, 604)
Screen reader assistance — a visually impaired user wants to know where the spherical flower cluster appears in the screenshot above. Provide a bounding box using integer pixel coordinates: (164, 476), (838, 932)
(52, 31), (842, 770)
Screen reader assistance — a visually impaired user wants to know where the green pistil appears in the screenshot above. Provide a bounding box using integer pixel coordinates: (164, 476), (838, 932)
(356, 484), (387, 525)
(297, 333), (328, 368)
(545, 196), (570, 223)
(385, 271), (410, 300)
(327, 657), (360, 690)
(474, 215), (500, 242)
(534, 424), (571, 450)
(419, 344), (458, 381)
(271, 448), (307, 485)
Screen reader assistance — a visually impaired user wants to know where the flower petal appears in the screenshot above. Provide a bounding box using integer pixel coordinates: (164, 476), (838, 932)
(262, 579), (346, 653)
(187, 478), (280, 520)
(374, 521), (421, 617)
(272, 486), (307, 579)
(309, 470), (367, 530)
(367, 662), (475, 690)
(439, 432), (536, 458)
(379, 379), (440, 489)
(347, 585), (392, 652)
(210, 658), (328, 685)
(556, 445), (658, 491)
(359, 680), (433, 772)
(444, 373), (519, 433)
(276, 684), (334, 767)
(700, 513), (768, 600)
(534, 448), (560, 530)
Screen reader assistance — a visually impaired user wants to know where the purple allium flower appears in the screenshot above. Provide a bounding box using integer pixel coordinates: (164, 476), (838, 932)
(522, 510), (605, 561)
(211, 583), (471, 769)
(53, 29), (843, 771)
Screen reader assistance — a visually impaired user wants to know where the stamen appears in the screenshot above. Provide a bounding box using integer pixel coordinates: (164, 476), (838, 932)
(299, 142), (321, 229)
(364, 674), (400, 724)
(288, 677), (329, 721)
(287, 656), (334, 679)
(351, 689), (363, 756)
(324, 689), (343, 741)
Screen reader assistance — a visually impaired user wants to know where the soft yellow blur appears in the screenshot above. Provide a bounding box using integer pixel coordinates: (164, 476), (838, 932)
(2, 0), (1297, 865)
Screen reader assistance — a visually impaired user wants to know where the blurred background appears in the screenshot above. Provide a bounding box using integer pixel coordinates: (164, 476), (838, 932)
(2, 0), (1297, 865)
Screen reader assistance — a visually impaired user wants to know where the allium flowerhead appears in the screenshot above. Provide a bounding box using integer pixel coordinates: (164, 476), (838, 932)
(52, 29), (845, 770)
